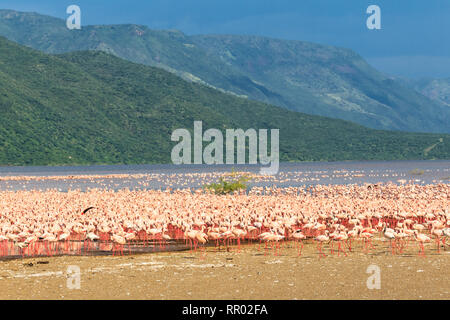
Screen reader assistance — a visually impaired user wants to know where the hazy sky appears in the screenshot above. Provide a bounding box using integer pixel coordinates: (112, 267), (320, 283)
(1, 0), (449, 78)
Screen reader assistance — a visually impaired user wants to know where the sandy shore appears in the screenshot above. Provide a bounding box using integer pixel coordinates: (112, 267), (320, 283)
(0, 240), (448, 300)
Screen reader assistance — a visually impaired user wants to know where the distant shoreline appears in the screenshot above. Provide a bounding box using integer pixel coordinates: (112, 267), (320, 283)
(1, 159), (449, 172)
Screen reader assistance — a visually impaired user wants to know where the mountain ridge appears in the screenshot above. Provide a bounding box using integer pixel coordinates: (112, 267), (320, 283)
(0, 35), (449, 165)
(0, 9), (449, 133)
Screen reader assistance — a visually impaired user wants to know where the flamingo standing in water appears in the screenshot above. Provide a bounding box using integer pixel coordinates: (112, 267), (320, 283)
(15, 242), (29, 257)
(414, 231), (430, 257)
(195, 230), (208, 257)
(347, 228), (360, 252)
(292, 229), (306, 256)
(394, 227), (410, 253)
(59, 231), (71, 254)
(43, 233), (58, 256)
(111, 234), (126, 256)
(382, 225), (397, 255)
(185, 229), (200, 251)
(24, 235), (38, 256)
(161, 233), (172, 249)
(315, 231), (329, 258)
(85, 232), (100, 254)
(206, 230), (222, 249)
(359, 230), (375, 253)
(259, 232), (284, 255)
(232, 228), (246, 252)
(430, 224), (443, 253)
(334, 231), (348, 257)
(264, 233), (284, 255)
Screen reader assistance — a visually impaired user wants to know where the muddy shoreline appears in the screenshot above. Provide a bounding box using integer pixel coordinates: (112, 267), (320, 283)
(1, 241), (448, 300)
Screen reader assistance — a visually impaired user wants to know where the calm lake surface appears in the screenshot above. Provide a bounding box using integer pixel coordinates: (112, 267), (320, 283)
(0, 160), (449, 191)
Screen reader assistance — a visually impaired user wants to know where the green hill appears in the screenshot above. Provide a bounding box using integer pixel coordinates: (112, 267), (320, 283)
(0, 36), (449, 166)
(0, 9), (449, 133)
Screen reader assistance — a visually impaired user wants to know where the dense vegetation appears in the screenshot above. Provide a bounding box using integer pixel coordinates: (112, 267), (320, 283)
(0, 36), (449, 166)
(1, 9), (449, 133)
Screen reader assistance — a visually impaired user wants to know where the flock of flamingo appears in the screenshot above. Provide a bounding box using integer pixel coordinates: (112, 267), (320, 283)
(0, 180), (448, 259)
(2, 167), (445, 192)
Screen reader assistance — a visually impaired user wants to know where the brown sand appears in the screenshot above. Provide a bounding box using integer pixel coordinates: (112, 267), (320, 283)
(0, 240), (448, 300)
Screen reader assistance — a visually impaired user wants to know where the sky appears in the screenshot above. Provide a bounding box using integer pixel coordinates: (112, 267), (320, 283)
(1, 0), (449, 78)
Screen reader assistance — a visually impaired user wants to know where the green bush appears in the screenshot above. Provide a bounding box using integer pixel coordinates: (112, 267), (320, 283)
(410, 168), (425, 175)
(204, 170), (251, 195)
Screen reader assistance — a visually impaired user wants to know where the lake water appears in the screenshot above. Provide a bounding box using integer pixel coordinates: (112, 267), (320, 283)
(0, 160), (448, 191)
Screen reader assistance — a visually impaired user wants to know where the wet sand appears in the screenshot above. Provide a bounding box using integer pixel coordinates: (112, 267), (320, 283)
(0, 241), (448, 300)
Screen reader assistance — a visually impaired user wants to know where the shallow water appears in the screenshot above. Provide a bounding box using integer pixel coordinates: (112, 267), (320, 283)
(0, 160), (448, 191)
